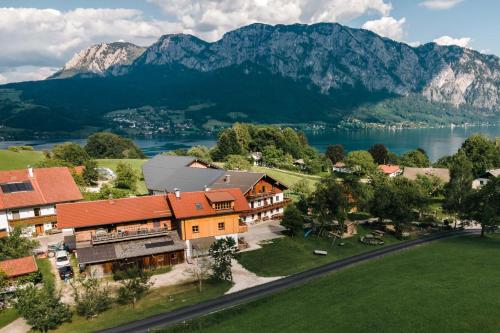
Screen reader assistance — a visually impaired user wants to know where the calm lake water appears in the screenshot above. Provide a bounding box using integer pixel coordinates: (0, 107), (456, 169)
(0, 126), (498, 161)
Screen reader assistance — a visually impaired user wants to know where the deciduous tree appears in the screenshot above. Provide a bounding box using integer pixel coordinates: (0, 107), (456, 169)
(115, 162), (138, 191)
(463, 177), (500, 237)
(280, 205), (304, 236)
(325, 144), (345, 164)
(368, 144), (389, 165)
(71, 277), (112, 318)
(209, 238), (237, 282)
(0, 227), (39, 260)
(345, 150), (377, 177)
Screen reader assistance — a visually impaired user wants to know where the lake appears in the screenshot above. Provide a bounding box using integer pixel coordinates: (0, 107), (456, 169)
(0, 126), (498, 161)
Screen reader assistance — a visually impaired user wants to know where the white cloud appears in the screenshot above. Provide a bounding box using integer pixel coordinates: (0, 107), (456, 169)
(433, 35), (471, 47)
(361, 16), (406, 41)
(0, 7), (181, 83)
(0, 66), (59, 84)
(419, 0), (463, 10)
(149, 0), (393, 41)
(407, 41), (422, 47)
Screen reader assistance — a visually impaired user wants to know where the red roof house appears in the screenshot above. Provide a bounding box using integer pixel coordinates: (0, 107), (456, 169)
(57, 196), (172, 229)
(378, 165), (402, 177)
(167, 188), (250, 220)
(0, 256), (38, 278)
(0, 167), (83, 210)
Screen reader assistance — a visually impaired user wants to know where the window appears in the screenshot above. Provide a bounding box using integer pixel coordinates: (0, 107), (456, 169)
(195, 203), (203, 210)
(215, 201), (231, 210)
(170, 252), (177, 259)
(192, 225), (199, 233)
(11, 210), (20, 220)
(34, 208), (41, 216)
(276, 196), (280, 202)
(262, 186), (266, 193)
(218, 222), (225, 230)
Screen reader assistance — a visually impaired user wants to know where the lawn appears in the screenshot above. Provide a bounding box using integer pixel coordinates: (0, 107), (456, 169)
(96, 158), (148, 195)
(237, 225), (402, 276)
(36, 258), (55, 291)
(250, 166), (320, 189)
(0, 149), (44, 170)
(160, 234), (500, 333)
(0, 308), (19, 329)
(48, 281), (231, 333)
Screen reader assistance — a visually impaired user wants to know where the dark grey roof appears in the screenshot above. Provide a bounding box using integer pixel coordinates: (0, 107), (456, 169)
(210, 171), (266, 194)
(114, 234), (185, 259)
(76, 234), (185, 265)
(77, 244), (117, 265)
(143, 155), (225, 192)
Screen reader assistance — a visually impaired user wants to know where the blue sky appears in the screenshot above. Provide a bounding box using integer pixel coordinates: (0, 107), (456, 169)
(0, 0), (498, 83)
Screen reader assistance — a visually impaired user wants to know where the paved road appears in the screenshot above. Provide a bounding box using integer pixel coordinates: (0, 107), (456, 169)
(98, 230), (477, 333)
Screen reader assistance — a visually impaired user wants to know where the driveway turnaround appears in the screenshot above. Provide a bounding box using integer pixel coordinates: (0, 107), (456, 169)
(98, 230), (478, 333)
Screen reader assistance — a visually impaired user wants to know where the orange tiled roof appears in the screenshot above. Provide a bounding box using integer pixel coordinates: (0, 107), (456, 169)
(0, 167), (83, 210)
(57, 195), (172, 229)
(167, 188), (250, 220)
(378, 164), (401, 174)
(0, 256), (38, 278)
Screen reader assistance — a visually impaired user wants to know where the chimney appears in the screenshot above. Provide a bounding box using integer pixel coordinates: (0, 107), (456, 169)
(28, 166), (34, 178)
(174, 188), (181, 198)
(204, 185), (210, 192)
(224, 174), (230, 183)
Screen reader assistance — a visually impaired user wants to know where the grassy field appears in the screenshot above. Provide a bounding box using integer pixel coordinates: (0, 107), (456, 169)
(0, 308), (19, 329)
(0, 150), (44, 170)
(250, 166), (320, 189)
(36, 258), (55, 291)
(49, 281), (231, 333)
(237, 225), (402, 276)
(160, 235), (500, 333)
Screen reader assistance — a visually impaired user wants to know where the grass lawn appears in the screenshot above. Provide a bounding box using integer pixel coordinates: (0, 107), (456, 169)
(36, 258), (55, 290)
(96, 158), (148, 195)
(250, 166), (320, 189)
(0, 150), (44, 170)
(237, 225), (402, 276)
(0, 308), (19, 329)
(49, 281), (231, 333)
(160, 234), (500, 333)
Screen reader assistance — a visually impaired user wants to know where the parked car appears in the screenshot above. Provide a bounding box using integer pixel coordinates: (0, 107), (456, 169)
(58, 266), (74, 280)
(55, 250), (70, 269)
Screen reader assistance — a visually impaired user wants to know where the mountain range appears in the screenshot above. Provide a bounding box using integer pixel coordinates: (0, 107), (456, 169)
(0, 23), (498, 138)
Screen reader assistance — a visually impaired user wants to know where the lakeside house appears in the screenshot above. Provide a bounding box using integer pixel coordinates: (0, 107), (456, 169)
(402, 167), (451, 183)
(57, 188), (250, 277)
(378, 165), (403, 178)
(472, 169), (500, 189)
(332, 162), (351, 173)
(142, 155), (290, 224)
(0, 167), (82, 237)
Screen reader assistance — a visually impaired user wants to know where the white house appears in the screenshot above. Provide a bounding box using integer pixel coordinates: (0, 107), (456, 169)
(472, 169), (500, 189)
(0, 167), (82, 238)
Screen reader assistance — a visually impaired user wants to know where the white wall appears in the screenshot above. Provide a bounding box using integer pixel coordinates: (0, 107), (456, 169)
(0, 211), (8, 231)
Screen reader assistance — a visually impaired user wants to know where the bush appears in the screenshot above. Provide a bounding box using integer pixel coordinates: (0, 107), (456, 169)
(116, 268), (152, 307)
(16, 271), (42, 285)
(71, 277), (112, 319)
(115, 162), (138, 191)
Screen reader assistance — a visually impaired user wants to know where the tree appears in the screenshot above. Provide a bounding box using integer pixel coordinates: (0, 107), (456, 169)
(115, 162), (138, 191)
(224, 155), (252, 171)
(261, 145), (285, 168)
(463, 177), (500, 237)
(187, 145), (212, 162)
(82, 159), (99, 186)
(459, 134), (500, 177)
(184, 256), (212, 292)
(309, 177), (352, 235)
(291, 179), (312, 197)
(444, 151), (474, 218)
(85, 132), (145, 159)
(400, 150), (430, 167)
(280, 205), (304, 236)
(0, 227), (39, 260)
(325, 144), (345, 164)
(71, 277), (112, 318)
(434, 155), (454, 168)
(51, 142), (90, 165)
(415, 175), (444, 197)
(370, 177), (429, 232)
(214, 128), (243, 161)
(116, 268), (152, 308)
(15, 286), (71, 333)
(368, 144), (389, 165)
(345, 150), (377, 177)
(209, 237), (237, 282)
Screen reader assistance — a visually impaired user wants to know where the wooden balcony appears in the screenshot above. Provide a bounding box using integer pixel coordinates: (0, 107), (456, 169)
(246, 190), (280, 200)
(242, 198), (291, 216)
(9, 214), (56, 227)
(91, 227), (170, 245)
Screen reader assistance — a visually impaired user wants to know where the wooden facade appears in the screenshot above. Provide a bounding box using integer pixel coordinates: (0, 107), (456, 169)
(180, 213), (241, 241)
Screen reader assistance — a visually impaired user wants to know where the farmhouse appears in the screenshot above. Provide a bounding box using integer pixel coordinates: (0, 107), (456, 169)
(57, 188), (250, 276)
(0, 167), (82, 237)
(142, 155), (289, 224)
(378, 164), (402, 177)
